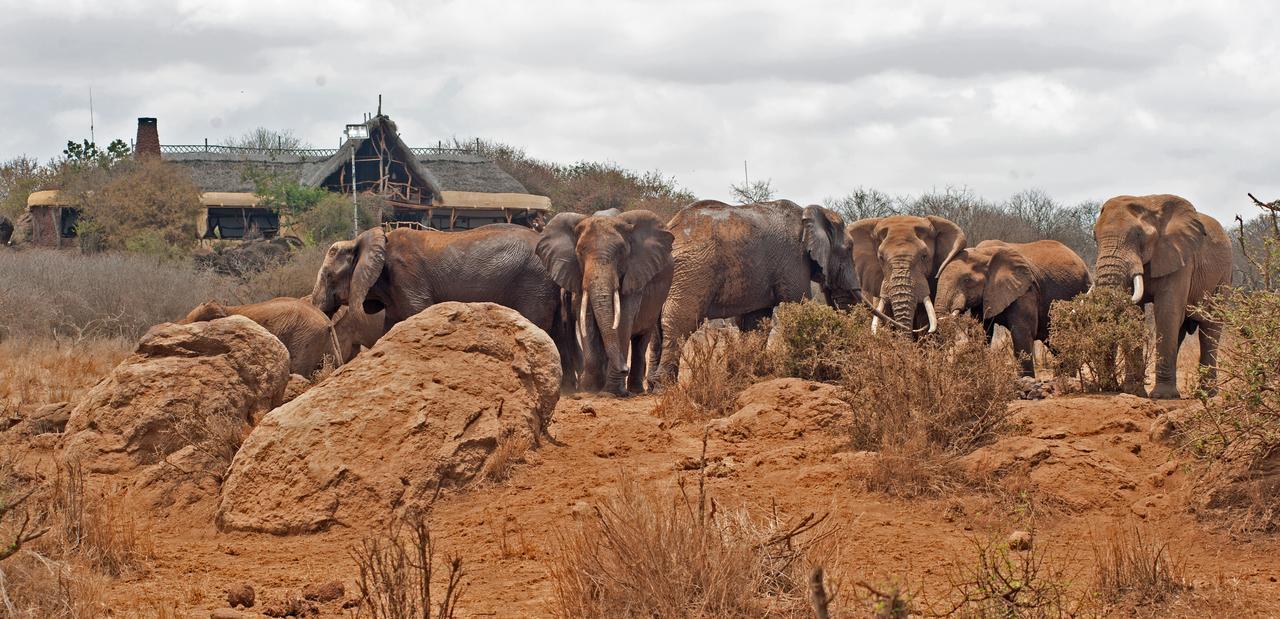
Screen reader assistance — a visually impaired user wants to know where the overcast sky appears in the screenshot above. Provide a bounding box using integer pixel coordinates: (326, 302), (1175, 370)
(2, 0), (1277, 222)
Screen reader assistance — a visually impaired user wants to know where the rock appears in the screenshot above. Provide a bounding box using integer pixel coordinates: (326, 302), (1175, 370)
(59, 317), (289, 508)
(1007, 530), (1033, 551)
(210, 609), (250, 619)
(1015, 377), (1046, 400)
(27, 402), (72, 434)
(262, 595), (318, 618)
(301, 580), (344, 603)
(218, 302), (561, 534)
(714, 378), (851, 443)
(1149, 414), (1180, 444)
(226, 583), (255, 608)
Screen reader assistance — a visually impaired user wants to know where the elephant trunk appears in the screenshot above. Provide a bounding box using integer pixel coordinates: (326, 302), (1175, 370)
(1094, 236), (1144, 303)
(588, 270), (629, 387)
(887, 256), (918, 333)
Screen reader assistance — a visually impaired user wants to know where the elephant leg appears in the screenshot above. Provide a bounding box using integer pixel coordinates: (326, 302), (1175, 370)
(739, 306), (774, 333)
(1196, 318), (1223, 396)
(628, 331), (652, 394)
(1005, 321), (1036, 378)
(579, 305), (606, 392)
(652, 287), (713, 390)
(1150, 286), (1187, 400)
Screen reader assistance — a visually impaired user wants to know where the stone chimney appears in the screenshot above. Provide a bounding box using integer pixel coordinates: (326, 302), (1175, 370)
(135, 117), (160, 159)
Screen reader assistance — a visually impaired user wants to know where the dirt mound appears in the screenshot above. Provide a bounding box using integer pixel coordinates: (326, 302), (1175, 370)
(959, 395), (1178, 512)
(217, 302), (562, 535)
(60, 316), (289, 507)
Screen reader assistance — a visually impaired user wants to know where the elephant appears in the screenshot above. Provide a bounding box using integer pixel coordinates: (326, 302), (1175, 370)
(180, 297), (341, 378)
(325, 303), (386, 363)
(650, 199), (862, 386)
(846, 215), (967, 335)
(536, 209), (673, 395)
(0, 214), (12, 245)
(310, 224), (577, 388)
(1092, 194), (1232, 399)
(935, 240), (1092, 377)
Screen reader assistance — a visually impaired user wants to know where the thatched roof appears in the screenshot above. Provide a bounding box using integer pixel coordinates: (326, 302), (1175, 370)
(163, 115), (529, 199)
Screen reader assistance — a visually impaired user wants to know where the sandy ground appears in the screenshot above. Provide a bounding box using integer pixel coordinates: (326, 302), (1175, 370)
(20, 382), (1262, 618)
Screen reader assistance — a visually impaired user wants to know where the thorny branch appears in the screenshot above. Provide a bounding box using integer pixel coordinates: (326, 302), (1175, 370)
(0, 487), (50, 562)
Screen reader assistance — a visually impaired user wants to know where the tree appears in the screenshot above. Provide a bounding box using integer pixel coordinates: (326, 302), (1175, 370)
(78, 158), (204, 258)
(825, 187), (897, 222)
(729, 178), (776, 204)
(226, 127), (310, 150)
(0, 155), (54, 219)
(62, 138), (130, 167)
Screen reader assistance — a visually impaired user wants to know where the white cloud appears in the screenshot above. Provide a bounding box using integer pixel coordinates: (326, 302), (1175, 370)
(0, 0), (1278, 221)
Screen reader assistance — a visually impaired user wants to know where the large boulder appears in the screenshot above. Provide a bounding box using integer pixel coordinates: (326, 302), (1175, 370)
(60, 316), (290, 507)
(217, 302), (562, 534)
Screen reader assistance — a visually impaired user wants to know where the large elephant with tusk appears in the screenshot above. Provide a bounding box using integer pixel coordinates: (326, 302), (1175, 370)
(1092, 195), (1232, 399)
(536, 209), (673, 395)
(846, 215), (967, 337)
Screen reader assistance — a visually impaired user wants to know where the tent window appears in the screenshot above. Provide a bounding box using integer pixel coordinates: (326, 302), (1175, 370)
(59, 208), (80, 238)
(205, 207), (279, 240)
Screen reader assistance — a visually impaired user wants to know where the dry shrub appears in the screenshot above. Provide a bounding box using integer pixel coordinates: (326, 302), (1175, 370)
(1047, 288), (1149, 392)
(0, 337), (130, 411)
(842, 317), (1017, 496)
(1091, 526), (1186, 609)
(0, 553), (108, 619)
(0, 249), (234, 341)
(50, 464), (152, 578)
(770, 301), (867, 382)
(477, 430), (532, 485)
(652, 321), (771, 420)
(939, 532), (1079, 618)
(548, 475), (834, 618)
(233, 244), (327, 302)
(1183, 289), (1280, 532)
(351, 510), (466, 619)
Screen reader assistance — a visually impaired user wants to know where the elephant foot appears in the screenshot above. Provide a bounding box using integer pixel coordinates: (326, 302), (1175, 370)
(1150, 382), (1181, 400)
(1121, 383), (1148, 398)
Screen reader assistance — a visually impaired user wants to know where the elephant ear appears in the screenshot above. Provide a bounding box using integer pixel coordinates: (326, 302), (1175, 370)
(846, 218), (884, 297)
(535, 212), (588, 292)
(619, 210), (674, 294)
(983, 246), (1036, 320)
(1150, 197), (1207, 279)
(350, 227), (387, 315)
(928, 216), (967, 278)
(802, 205), (855, 292)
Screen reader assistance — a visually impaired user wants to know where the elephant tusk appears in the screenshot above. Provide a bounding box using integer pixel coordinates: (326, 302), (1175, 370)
(1131, 274), (1144, 304)
(871, 298), (884, 334)
(612, 290), (622, 330)
(951, 309), (961, 317)
(924, 297), (938, 334)
(579, 291), (590, 342)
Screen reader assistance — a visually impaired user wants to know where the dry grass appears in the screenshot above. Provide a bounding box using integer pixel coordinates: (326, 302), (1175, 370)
(0, 461), (151, 617)
(477, 431), (533, 485)
(1091, 526), (1187, 610)
(350, 510), (466, 619)
(842, 317), (1018, 497)
(547, 471), (836, 618)
(936, 532), (1079, 618)
(0, 338), (130, 412)
(652, 321), (771, 420)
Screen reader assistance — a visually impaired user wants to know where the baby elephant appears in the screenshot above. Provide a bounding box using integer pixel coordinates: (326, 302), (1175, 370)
(935, 240), (1091, 377)
(180, 297), (341, 378)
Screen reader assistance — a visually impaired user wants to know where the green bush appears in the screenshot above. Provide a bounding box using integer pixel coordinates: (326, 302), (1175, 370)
(769, 300), (867, 382)
(1186, 290), (1280, 465)
(1047, 288), (1149, 392)
(293, 193), (381, 245)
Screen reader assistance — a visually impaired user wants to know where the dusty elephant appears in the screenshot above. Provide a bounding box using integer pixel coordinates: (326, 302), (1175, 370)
(1092, 194), (1232, 399)
(935, 240), (1092, 377)
(537, 209), (673, 395)
(180, 297), (340, 378)
(651, 199), (860, 386)
(847, 215), (967, 335)
(328, 304), (386, 363)
(310, 225), (577, 388)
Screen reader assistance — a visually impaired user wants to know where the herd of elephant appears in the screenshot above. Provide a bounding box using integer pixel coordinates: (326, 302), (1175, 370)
(180, 193), (1233, 401)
